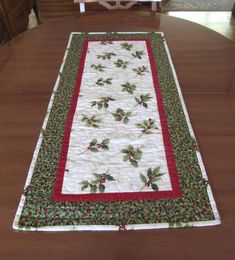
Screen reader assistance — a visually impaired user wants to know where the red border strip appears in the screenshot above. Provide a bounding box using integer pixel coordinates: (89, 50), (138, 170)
(53, 38), (181, 202)
(145, 39), (181, 195)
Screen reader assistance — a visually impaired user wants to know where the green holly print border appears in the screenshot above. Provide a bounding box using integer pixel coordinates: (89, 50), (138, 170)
(17, 33), (215, 229)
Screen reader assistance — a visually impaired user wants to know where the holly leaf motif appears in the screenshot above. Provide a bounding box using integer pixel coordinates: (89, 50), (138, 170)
(121, 82), (137, 94)
(121, 149), (128, 153)
(140, 174), (147, 183)
(102, 139), (110, 145)
(96, 78), (113, 86)
(88, 138), (110, 153)
(98, 103), (103, 110)
(80, 180), (89, 191)
(112, 108), (132, 124)
(91, 97), (115, 110)
(153, 166), (160, 175)
(130, 159), (138, 168)
(97, 52), (116, 60)
(123, 154), (129, 162)
(135, 94), (152, 108)
(81, 184), (88, 191)
(106, 175), (115, 181)
(128, 145), (134, 151)
(91, 185), (97, 193)
(132, 50), (145, 59)
(90, 147), (99, 152)
(123, 117), (129, 124)
(91, 64), (106, 72)
(91, 101), (97, 107)
(98, 184), (105, 193)
(151, 183), (159, 191)
(140, 166), (164, 192)
(143, 103), (148, 108)
(121, 145), (142, 167)
(81, 115), (102, 128)
(92, 173), (100, 179)
(121, 42), (133, 51)
(114, 59), (129, 69)
(133, 66), (149, 75)
(102, 145), (109, 151)
(137, 118), (158, 136)
(147, 168), (152, 177)
(92, 179), (100, 185)
(80, 170), (115, 194)
(135, 149), (142, 160)
(81, 180), (89, 185)
(90, 139), (97, 145)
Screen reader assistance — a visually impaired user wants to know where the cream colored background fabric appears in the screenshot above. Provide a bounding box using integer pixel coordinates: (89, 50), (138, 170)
(62, 40), (172, 194)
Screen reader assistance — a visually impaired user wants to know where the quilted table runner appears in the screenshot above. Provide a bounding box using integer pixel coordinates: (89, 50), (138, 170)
(13, 32), (220, 231)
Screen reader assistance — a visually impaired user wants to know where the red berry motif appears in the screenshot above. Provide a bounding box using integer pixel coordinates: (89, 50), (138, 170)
(100, 179), (106, 183)
(119, 224), (127, 231)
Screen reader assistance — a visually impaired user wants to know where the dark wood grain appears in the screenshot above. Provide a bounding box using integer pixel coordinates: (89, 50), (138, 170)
(36, 1), (235, 41)
(0, 11), (235, 260)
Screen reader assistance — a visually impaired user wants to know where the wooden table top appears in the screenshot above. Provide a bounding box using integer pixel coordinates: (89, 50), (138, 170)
(0, 11), (235, 260)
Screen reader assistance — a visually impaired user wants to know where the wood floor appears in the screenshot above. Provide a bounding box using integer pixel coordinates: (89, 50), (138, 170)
(38, 0), (77, 18)
(32, 1), (235, 41)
